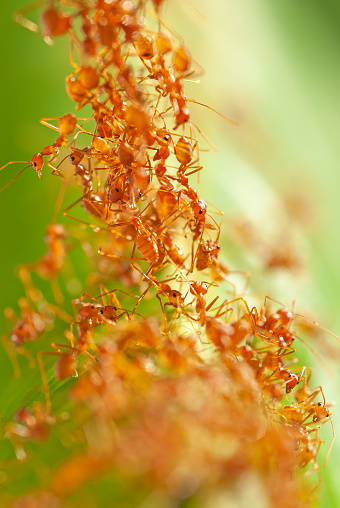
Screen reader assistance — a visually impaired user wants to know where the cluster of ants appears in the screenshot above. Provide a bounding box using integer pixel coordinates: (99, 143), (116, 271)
(0, 0), (336, 506)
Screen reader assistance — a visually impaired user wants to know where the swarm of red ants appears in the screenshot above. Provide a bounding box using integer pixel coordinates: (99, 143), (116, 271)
(1, 1), (337, 507)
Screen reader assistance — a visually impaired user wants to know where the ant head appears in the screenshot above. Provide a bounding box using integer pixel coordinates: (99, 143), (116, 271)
(167, 290), (183, 308)
(69, 150), (84, 166)
(277, 308), (293, 327)
(190, 281), (208, 296)
(155, 128), (172, 147)
(30, 153), (44, 180)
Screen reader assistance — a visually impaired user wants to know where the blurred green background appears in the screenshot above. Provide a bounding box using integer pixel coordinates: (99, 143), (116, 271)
(0, 0), (340, 505)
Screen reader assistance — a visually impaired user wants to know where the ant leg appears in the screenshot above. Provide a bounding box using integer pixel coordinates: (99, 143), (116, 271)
(1, 336), (21, 378)
(130, 287), (151, 318)
(63, 196), (108, 231)
(299, 387), (322, 407)
(97, 248), (146, 262)
(130, 261), (158, 289)
(163, 305), (182, 334)
(96, 285), (139, 308)
(99, 283), (108, 306)
(51, 342), (75, 353)
(212, 271), (238, 297)
(186, 99), (238, 126)
(264, 295), (288, 310)
(159, 203), (191, 233)
(13, 1), (44, 38)
(205, 296), (220, 313)
(51, 182), (67, 223)
(187, 237), (198, 274)
(44, 303), (73, 324)
(75, 292), (102, 306)
(0, 164), (30, 194)
(294, 313), (340, 344)
(15, 347), (35, 369)
(191, 121), (218, 152)
(215, 306), (234, 323)
(324, 412), (336, 467)
(185, 166), (203, 177)
(38, 351), (60, 412)
(50, 278), (64, 305)
(18, 266), (43, 304)
(64, 324), (76, 348)
(156, 292), (168, 329)
(212, 297), (252, 322)
(47, 162), (67, 183)
(39, 118), (60, 133)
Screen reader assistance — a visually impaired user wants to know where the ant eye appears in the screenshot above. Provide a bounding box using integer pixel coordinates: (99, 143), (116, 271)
(115, 188), (120, 192)
(33, 162), (37, 168)
(91, 305), (95, 309)
(217, 245), (221, 249)
(173, 293), (177, 298)
(70, 156), (75, 162)
(114, 306), (117, 311)
(318, 402), (322, 406)
(199, 210), (202, 214)
(99, 309), (104, 314)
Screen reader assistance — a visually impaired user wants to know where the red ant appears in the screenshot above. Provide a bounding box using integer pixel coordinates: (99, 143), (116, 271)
(3, 297), (55, 377)
(0, 140), (70, 192)
(5, 403), (55, 461)
(0, 154), (44, 193)
(74, 286), (132, 328)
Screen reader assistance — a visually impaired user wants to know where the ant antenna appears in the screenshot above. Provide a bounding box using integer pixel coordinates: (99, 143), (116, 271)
(0, 162), (30, 194)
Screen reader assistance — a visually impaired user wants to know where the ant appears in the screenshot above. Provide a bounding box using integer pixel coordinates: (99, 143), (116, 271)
(0, 153), (44, 193)
(3, 297), (55, 377)
(5, 403), (55, 461)
(74, 285), (133, 329)
(0, 142), (70, 193)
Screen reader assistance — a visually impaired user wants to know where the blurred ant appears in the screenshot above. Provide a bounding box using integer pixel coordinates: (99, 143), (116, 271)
(20, 224), (69, 304)
(3, 297), (56, 377)
(5, 403), (55, 461)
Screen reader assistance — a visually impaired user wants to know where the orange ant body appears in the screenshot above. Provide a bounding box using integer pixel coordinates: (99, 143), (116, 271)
(29, 224), (68, 280)
(5, 403), (55, 461)
(3, 297), (55, 376)
(5, 299), (52, 350)
(195, 238), (220, 271)
(42, 7), (71, 38)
